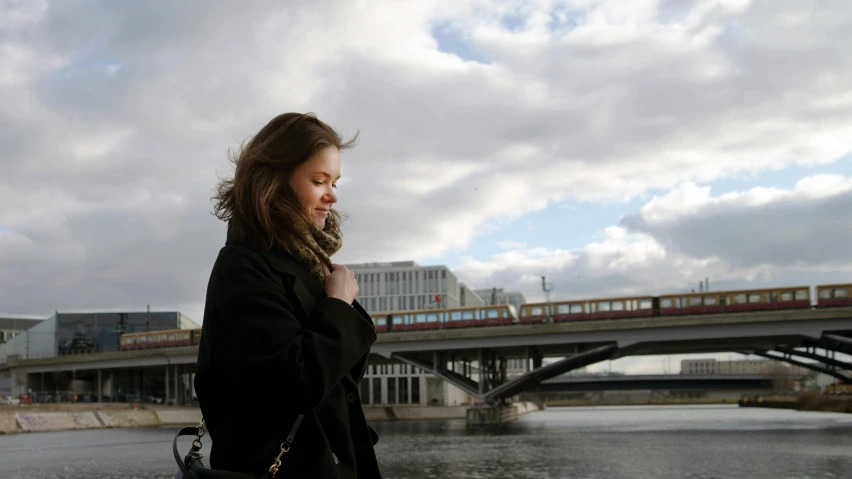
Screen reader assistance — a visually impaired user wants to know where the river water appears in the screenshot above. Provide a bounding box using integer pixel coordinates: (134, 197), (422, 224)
(1, 405), (851, 478)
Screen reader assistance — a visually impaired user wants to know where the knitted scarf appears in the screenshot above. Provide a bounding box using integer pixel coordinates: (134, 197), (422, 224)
(289, 225), (343, 285)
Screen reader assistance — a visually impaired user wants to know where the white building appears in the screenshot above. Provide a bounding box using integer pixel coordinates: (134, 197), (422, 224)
(680, 358), (810, 376)
(360, 362), (472, 406)
(474, 288), (526, 311)
(346, 261), (459, 313)
(459, 283), (485, 307)
(0, 317), (43, 345)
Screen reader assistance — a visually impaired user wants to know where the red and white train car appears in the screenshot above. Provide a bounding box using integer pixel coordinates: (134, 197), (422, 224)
(816, 283), (852, 307)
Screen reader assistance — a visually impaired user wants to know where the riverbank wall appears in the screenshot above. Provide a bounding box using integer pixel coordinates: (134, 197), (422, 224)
(739, 394), (852, 413)
(0, 402), (542, 434)
(546, 397), (736, 407)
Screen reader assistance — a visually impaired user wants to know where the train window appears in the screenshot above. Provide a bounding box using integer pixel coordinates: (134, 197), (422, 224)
(183, 332), (190, 339)
(415, 314), (427, 323)
(660, 298), (673, 308)
(795, 290), (808, 300)
(598, 302), (611, 312)
(168, 334), (176, 341)
(780, 292), (793, 301)
(426, 313), (438, 322)
(639, 299), (652, 309)
(392, 316), (403, 325)
(611, 302), (624, 311)
(748, 293), (762, 303)
(570, 304), (584, 313)
(690, 297), (702, 306)
(836, 288), (849, 298)
(487, 309), (499, 318)
(734, 294), (747, 304)
(557, 304), (570, 314)
(819, 289), (832, 299)
(451, 311), (462, 320)
(704, 296), (717, 306)
(462, 311), (474, 320)
(531, 306), (543, 315)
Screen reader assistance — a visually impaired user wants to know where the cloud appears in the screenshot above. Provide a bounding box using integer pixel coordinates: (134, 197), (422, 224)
(621, 175), (852, 268)
(456, 174), (852, 303)
(2, 0), (852, 324)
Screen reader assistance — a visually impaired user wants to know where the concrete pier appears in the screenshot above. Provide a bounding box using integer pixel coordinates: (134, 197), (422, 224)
(466, 401), (542, 426)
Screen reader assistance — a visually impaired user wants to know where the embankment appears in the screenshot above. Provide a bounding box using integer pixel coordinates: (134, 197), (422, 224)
(545, 397), (735, 407)
(739, 395), (852, 413)
(0, 402), (542, 434)
(0, 404), (200, 435)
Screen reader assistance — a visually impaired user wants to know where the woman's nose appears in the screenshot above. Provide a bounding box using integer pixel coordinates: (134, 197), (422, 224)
(325, 189), (337, 204)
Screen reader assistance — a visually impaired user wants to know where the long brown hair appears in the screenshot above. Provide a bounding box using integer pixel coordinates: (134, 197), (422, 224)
(213, 113), (358, 251)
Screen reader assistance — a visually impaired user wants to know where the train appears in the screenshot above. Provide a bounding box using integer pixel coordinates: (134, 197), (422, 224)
(119, 328), (202, 350)
(118, 282), (852, 350)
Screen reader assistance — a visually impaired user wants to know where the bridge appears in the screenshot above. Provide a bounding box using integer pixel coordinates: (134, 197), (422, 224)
(372, 307), (852, 402)
(4, 307), (852, 405)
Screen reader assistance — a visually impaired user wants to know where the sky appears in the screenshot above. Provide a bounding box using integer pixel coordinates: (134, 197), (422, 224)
(2, 0), (851, 374)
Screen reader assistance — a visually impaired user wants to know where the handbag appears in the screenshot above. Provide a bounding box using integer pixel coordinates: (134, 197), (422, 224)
(173, 415), (304, 479)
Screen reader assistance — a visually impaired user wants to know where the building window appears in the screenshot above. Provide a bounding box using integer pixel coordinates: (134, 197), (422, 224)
(399, 377), (409, 404)
(372, 378), (382, 404)
(412, 378), (420, 404)
(388, 377), (397, 404)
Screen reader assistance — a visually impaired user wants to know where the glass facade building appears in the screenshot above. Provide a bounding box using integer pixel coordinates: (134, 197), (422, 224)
(56, 312), (197, 355)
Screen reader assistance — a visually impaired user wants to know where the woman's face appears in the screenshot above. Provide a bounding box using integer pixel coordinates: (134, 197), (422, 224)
(288, 146), (341, 230)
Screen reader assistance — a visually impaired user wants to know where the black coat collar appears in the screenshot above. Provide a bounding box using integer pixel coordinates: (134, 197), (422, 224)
(258, 246), (373, 323)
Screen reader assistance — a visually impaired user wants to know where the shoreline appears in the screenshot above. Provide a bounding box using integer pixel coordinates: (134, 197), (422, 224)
(738, 394), (852, 414)
(0, 404), (479, 435)
(543, 398), (736, 407)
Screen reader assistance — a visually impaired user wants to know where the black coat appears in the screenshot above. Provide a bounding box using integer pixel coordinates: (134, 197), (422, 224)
(194, 240), (382, 478)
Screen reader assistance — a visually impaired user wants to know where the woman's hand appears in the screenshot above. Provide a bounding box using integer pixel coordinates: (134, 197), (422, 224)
(324, 263), (358, 304)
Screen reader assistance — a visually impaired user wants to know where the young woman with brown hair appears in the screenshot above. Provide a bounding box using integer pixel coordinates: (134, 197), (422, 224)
(194, 113), (382, 478)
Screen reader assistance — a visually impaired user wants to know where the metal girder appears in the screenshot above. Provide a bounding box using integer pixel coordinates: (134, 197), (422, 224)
(752, 350), (852, 384)
(392, 353), (481, 398)
(822, 334), (852, 353)
(484, 343), (619, 401)
(775, 347), (852, 371)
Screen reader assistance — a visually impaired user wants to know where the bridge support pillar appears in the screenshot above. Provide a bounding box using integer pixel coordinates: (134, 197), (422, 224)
(466, 404), (519, 426)
(466, 401), (543, 426)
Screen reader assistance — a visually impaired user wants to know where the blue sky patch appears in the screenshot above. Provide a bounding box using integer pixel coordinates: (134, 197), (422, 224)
(431, 22), (492, 64)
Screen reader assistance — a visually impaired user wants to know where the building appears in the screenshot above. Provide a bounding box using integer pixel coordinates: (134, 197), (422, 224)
(345, 261), (459, 313)
(359, 362), (471, 406)
(474, 288), (526, 311)
(680, 358), (810, 376)
(0, 310), (198, 400)
(0, 317), (44, 398)
(0, 317), (43, 345)
(0, 310), (198, 364)
(459, 283), (485, 307)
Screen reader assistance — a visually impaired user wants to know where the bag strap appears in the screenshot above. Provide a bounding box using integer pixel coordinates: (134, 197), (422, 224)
(176, 417), (305, 479)
(173, 425), (203, 479)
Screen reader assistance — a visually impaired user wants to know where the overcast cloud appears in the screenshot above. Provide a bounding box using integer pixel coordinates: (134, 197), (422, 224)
(2, 0), (852, 359)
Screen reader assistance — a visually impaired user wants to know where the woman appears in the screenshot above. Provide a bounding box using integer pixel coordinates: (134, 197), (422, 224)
(194, 113), (382, 478)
